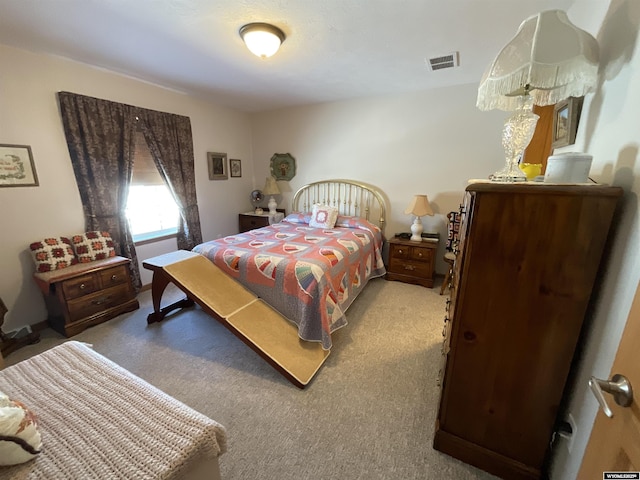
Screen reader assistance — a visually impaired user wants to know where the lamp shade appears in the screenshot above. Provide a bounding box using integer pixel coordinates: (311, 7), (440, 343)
(239, 23), (286, 58)
(404, 195), (434, 217)
(477, 10), (599, 111)
(263, 176), (281, 195)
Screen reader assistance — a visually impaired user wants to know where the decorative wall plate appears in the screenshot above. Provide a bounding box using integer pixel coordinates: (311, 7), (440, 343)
(270, 153), (296, 181)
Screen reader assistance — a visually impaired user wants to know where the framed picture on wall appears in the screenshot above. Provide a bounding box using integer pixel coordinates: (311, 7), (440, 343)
(552, 96), (584, 149)
(230, 158), (242, 178)
(0, 144), (39, 187)
(207, 152), (228, 180)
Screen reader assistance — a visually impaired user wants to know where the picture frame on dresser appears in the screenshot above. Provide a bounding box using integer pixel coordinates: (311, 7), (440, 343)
(207, 152), (228, 180)
(0, 144), (39, 187)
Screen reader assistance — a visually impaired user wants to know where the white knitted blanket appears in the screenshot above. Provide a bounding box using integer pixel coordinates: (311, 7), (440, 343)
(0, 341), (226, 479)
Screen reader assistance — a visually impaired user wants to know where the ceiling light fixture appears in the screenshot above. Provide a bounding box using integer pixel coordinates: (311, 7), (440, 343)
(239, 23), (286, 59)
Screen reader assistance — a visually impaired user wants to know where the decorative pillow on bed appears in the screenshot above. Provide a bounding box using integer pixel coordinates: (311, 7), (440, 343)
(309, 204), (339, 229)
(283, 212), (312, 225)
(0, 391), (42, 466)
(29, 237), (78, 273)
(71, 231), (116, 263)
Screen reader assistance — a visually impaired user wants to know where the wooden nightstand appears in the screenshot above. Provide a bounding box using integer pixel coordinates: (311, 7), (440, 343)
(385, 237), (438, 288)
(239, 210), (285, 232)
(33, 256), (139, 337)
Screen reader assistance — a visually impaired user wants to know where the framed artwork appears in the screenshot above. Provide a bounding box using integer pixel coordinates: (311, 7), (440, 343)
(207, 152), (228, 180)
(230, 158), (242, 178)
(552, 96), (584, 149)
(270, 153), (296, 181)
(0, 144), (39, 187)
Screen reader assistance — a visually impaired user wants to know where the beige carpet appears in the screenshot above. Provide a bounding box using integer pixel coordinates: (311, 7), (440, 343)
(5, 277), (499, 480)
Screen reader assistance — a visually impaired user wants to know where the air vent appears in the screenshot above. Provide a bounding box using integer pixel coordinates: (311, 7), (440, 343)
(427, 52), (459, 71)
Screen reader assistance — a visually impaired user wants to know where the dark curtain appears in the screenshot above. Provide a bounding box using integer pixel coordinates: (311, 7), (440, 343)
(57, 91), (141, 288)
(137, 109), (202, 250)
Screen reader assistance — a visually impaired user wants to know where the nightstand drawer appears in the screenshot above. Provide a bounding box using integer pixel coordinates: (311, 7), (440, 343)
(389, 243), (432, 262)
(388, 258), (432, 277)
(240, 216), (269, 232)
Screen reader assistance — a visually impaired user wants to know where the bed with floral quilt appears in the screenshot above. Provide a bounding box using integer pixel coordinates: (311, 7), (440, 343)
(192, 209), (386, 350)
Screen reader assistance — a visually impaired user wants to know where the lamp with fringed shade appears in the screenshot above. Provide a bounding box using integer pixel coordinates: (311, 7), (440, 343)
(477, 10), (599, 182)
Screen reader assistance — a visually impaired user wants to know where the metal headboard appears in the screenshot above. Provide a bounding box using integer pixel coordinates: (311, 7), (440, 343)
(292, 179), (387, 234)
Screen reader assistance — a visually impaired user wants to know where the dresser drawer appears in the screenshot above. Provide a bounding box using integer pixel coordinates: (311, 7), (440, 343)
(98, 265), (129, 288)
(67, 284), (133, 322)
(62, 273), (100, 300)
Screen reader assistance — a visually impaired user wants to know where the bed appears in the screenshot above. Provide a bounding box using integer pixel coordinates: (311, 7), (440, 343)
(0, 341), (226, 480)
(192, 179), (387, 350)
(142, 179), (387, 386)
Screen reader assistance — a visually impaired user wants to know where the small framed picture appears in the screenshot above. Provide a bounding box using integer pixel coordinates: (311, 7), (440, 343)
(230, 158), (242, 178)
(552, 97), (583, 149)
(207, 152), (228, 180)
(0, 144), (39, 187)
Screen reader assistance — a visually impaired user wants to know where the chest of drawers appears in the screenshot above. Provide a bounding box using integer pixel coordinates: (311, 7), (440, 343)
(34, 256), (139, 337)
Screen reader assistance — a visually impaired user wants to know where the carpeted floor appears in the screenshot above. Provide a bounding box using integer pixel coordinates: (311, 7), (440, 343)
(5, 277), (498, 480)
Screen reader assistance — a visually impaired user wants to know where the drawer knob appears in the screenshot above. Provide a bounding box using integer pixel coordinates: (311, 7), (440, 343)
(111, 275), (118, 281)
(79, 283), (86, 290)
(417, 252), (423, 257)
(404, 265), (415, 271)
(398, 248), (404, 254)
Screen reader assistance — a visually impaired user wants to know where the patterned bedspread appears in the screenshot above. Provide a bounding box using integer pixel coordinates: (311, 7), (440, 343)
(192, 214), (386, 350)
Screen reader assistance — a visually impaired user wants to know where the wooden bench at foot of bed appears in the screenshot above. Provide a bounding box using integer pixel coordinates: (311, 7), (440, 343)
(142, 250), (330, 389)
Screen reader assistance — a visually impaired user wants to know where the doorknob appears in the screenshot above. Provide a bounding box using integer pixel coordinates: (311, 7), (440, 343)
(588, 374), (633, 418)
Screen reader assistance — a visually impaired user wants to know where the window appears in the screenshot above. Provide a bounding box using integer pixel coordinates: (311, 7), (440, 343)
(125, 129), (179, 242)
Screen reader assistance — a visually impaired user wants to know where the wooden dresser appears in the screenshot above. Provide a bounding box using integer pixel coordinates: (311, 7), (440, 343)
(34, 256), (139, 337)
(434, 182), (622, 480)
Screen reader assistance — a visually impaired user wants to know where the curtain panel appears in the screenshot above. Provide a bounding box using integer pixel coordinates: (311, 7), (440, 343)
(58, 91), (141, 289)
(137, 109), (202, 250)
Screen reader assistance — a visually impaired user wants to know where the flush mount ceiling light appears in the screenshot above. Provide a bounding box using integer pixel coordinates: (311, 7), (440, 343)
(239, 22), (286, 58)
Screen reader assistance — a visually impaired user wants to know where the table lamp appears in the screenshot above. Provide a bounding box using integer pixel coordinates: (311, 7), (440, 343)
(263, 176), (281, 215)
(476, 10), (599, 182)
(404, 195), (434, 241)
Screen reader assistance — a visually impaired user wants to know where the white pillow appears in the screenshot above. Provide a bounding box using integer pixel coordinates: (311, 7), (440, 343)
(309, 204), (339, 229)
(0, 391), (42, 465)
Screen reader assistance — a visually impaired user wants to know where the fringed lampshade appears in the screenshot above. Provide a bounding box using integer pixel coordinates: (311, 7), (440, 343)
(477, 10), (599, 181)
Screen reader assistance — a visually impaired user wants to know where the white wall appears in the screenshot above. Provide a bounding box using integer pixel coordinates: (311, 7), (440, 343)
(549, 1), (640, 478)
(250, 84), (508, 272)
(0, 44), (254, 332)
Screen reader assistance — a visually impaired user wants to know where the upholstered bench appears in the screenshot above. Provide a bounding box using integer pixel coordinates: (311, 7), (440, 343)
(0, 341), (226, 479)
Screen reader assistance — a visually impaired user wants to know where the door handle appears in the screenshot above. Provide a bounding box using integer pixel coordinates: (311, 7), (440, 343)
(588, 374), (633, 418)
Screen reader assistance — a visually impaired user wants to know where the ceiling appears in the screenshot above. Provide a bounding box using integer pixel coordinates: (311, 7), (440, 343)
(0, 0), (576, 112)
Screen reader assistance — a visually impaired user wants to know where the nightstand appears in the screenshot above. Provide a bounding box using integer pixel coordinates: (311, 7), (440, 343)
(385, 237), (438, 288)
(239, 210), (285, 232)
